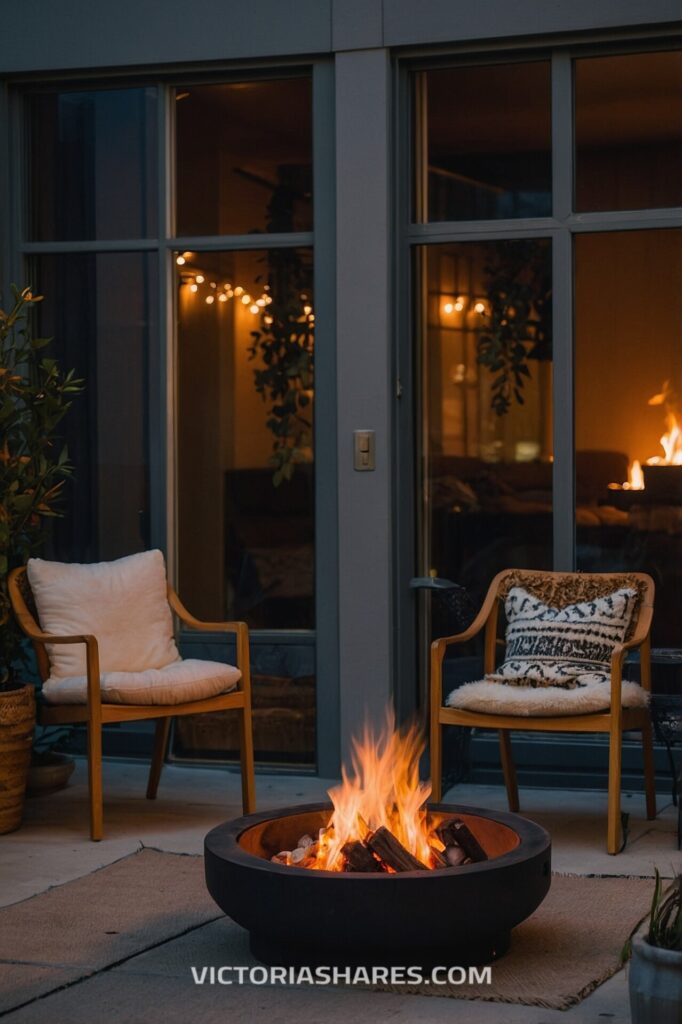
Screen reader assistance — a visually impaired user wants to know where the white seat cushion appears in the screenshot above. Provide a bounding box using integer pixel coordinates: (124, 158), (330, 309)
(446, 678), (648, 716)
(27, 550), (180, 678)
(42, 658), (241, 706)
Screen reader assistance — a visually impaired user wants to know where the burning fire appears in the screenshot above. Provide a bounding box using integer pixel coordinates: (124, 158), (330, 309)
(646, 382), (682, 466)
(279, 713), (444, 872)
(610, 381), (682, 490)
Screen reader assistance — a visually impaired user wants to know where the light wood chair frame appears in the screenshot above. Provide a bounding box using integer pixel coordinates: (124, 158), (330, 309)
(8, 566), (256, 841)
(430, 569), (657, 855)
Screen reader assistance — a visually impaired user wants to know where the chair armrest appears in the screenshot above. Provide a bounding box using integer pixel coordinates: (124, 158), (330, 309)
(166, 586), (246, 638)
(430, 584), (499, 660)
(167, 586), (251, 689)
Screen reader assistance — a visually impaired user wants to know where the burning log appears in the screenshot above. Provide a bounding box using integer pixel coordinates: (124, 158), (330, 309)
(342, 840), (384, 873)
(429, 846), (448, 869)
(366, 826), (428, 872)
(436, 817), (488, 863)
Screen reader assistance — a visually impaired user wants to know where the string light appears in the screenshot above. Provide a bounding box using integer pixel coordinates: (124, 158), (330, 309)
(178, 256), (313, 321)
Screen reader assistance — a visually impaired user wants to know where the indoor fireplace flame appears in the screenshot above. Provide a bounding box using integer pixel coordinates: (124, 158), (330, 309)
(621, 459), (644, 491)
(610, 381), (681, 490)
(646, 382), (682, 466)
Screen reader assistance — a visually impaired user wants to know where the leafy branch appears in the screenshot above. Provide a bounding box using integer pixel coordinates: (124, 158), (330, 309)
(0, 286), (83, 687)
(247, 248), (314, 486)
(476, 240), (552, 416)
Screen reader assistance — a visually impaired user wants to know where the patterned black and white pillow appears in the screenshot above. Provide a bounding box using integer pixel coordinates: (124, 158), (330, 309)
(489, 586), (639, 689)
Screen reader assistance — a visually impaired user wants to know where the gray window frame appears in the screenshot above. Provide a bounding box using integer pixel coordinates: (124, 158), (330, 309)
(5, 60), (340, 775)
(394, 36), (682, 720)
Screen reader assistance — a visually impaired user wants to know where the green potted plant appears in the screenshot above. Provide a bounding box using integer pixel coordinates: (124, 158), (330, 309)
(0, 286), (82, 833)
(628, 869), (682, 1023)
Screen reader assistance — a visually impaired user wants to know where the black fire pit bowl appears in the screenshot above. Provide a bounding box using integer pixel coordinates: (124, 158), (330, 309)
(205, 803), (551, 968)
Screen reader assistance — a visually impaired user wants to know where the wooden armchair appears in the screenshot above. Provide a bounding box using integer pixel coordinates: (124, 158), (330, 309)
(8, 566), (255, 841)
(430, 569), (656, 855)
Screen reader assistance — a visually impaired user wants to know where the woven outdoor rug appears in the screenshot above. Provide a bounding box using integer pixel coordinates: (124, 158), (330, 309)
(0, 848), (653, 1014)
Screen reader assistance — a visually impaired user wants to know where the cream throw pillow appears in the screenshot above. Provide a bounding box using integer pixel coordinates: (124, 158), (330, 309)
(27, 550), (180, 679)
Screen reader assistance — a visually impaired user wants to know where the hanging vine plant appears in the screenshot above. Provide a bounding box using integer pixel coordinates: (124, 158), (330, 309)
(243, 164), (314, 485)
(247, 247), (314, 486)
(476, 239), (552, 416)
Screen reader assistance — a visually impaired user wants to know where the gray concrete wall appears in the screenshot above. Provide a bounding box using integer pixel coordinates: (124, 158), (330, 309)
(2, 0), (678, 73)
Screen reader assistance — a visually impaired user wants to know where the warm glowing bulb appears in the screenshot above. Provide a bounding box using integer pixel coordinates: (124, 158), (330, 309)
(303, 304), (312, 315)
(234, 286), (244, 297)
(300, 293), (308, 301)
(454, 298), (465, 311)
(218, 293), (228, 302)
(264, 314), (274, 325)
(225, 289), (234, 298)
(308, 313), (315, 322)
(195, 274), (204, 283)
(224, 282), (232, 290)
(205, 295), (215, 305)
(474, 301), (486, 314)
(190, 283), (198, 293)
(256, 298), (266, 307)
(265, 295), (273, 304)
(249, 303), (259, 314)
(210, 282), (217, 289)
(241, 294), (251, 305)
(176, 256), (186, 265)
(443, 302), (454, 315)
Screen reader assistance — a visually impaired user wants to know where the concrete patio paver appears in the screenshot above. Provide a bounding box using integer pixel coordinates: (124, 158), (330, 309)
(0, 758), (678, 1022)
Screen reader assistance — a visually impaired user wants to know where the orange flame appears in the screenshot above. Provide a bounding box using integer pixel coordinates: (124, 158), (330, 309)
(309, 712), (438, 871)
(646, 380), (682, 467)
(622, 459), (645, 491)
(610, 382), (681, 490)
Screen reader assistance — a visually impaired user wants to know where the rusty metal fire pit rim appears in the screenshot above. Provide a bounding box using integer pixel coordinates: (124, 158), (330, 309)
(205, 801), (551, 879)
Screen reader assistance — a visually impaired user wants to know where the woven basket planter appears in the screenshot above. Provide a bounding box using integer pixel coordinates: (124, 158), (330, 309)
(0, 683), (36, 834)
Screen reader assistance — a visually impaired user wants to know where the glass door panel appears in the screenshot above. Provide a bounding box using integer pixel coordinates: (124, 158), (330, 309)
(575, 228), (682, 648)
(175, 247), (315, 766)
(417, 239), (554, 610)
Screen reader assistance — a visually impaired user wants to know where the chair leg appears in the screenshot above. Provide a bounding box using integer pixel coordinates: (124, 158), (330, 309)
(498, 730), (519, 812)
(239, 703), (256, 814)
(87, 718), (103, 842)
(607, 721), (623, 855)
(641, 723), (657, 821)
(430, 715), (443, 802)
(147, 718), (171, 800)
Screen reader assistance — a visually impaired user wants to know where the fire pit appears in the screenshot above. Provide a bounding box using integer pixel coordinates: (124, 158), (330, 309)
(205, 802), (550, 967)
(205, 716), (550, 966)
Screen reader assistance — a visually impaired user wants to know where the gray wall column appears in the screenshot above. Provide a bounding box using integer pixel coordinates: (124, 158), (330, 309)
(335, 48), (393, 756)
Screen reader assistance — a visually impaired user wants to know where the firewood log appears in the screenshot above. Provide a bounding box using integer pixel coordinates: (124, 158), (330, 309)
(342, 840), (383, 872)
(366, 827), (427, 871)
(436, 818), (488, 862)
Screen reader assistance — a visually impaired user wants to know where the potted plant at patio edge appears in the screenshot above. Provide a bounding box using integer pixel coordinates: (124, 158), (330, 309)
(0, 286), (82, 834)
(627, 869), (682, 1023)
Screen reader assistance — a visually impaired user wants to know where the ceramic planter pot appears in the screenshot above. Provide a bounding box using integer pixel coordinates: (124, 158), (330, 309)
(0, 683), (36, 833)
(629, 933), (682, 1023)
